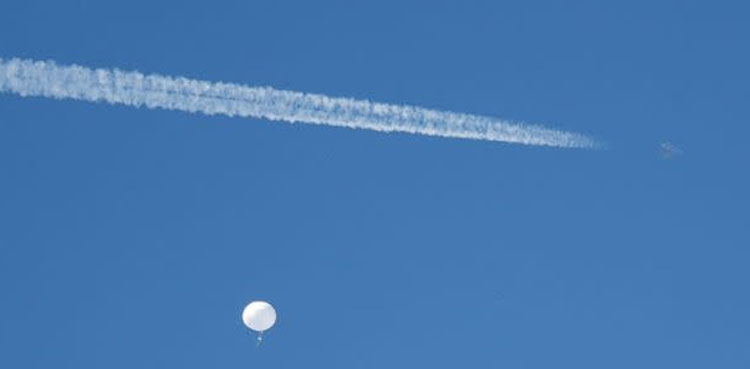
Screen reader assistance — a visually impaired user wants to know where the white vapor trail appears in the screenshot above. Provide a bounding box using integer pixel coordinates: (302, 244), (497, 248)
(0, 57), (598, 148)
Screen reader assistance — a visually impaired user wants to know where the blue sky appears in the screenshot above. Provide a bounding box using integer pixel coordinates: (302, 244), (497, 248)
(1, 1), (748, 368)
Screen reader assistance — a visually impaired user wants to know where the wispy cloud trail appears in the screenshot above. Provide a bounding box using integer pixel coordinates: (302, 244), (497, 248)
(0, 58), (598, 148)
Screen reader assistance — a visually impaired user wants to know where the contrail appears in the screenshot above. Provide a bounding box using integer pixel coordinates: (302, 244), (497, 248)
(0, 57), (599, 148)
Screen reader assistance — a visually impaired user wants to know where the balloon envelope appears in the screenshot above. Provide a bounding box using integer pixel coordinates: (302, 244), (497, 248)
(242, 301), (277, 332)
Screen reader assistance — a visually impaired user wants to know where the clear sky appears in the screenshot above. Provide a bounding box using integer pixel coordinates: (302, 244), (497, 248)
(1, 1), (748, 368)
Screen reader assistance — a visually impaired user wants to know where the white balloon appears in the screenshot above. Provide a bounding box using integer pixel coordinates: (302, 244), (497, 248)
(242, 301), (277, 332)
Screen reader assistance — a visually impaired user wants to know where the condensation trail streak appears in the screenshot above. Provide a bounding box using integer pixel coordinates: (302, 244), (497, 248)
(0, 58), (599, 148)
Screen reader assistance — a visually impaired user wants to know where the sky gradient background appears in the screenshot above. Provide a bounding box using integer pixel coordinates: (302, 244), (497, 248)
(1, 1), (749, 368)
